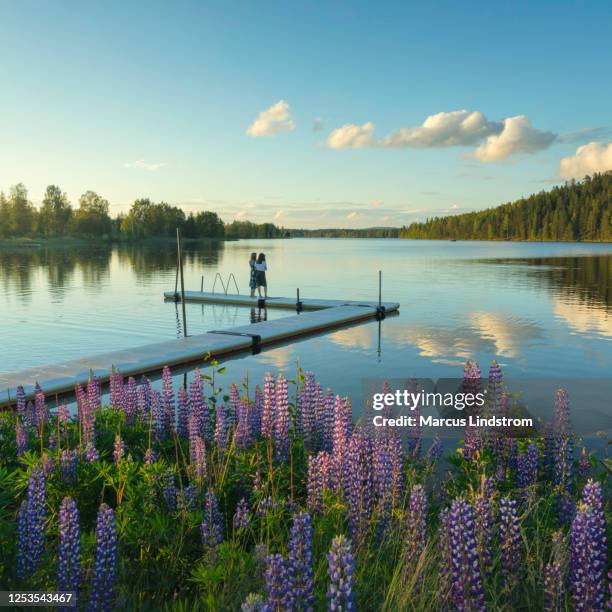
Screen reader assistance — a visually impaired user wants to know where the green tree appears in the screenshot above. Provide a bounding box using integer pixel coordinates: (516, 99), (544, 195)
(8, 183), (36, 236)
(38, 185), (72, 236)
(72, 190), (112, 236)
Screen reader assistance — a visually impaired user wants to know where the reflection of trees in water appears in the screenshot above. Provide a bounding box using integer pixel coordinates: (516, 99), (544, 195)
(115, 241), (225, 281)
(480, 255), (611, 309)
(0, 247), (112, 301)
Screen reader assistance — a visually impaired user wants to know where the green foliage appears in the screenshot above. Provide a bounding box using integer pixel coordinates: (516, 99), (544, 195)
(401, 172), (612, 241)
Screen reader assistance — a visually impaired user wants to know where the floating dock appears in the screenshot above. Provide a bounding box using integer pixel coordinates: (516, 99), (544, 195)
(0, 293), (399, 407)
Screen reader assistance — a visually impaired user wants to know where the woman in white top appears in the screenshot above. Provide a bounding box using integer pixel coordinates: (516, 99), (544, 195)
(254, 253), (267, 298)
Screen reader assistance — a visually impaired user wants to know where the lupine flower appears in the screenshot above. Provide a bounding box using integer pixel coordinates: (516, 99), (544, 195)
(517, 442), (539, 488)
(332, 396), (352, 491)
(48, 432), (57, 451)
(190, 371), (212, 443)
(299, 372), (316, 451)
(215, 404), (228, 451)
(578, 447), (591, 478)
(241, 593), (264, 612)
(254, 543), (268, 575)
(343, 430), (374, 541)
(124, 377), (137, 424)
(201, 489), (223, 548)
(60, 449), (78, 483)
(322, 387), (335, 453)
(446, 498), (485, 611)
(41, 452), (56, 476)
(84, 444), (100, 463)
(250, 385), (263, 441)
(228, 383), (240, 430)
(571, 501), (606, 611)
(404, 485), (428, 579)
(261, 373), (275, 439)
(581, 480), (607, 579)
(16, 418), (28, 456)
(177, 484), (197, 512)
(499, 497), (521, 589)
(88, 503), (117, 612)
(438, 508), (452, 604)
(151, 390), (166, 440)
(264, 554), (291, 610)
(16, 385), (26, 420)
(233, 498), (250, 531)
(17, 467), (47, 577)
(257, 496), (275, 517)
(162, 470), (177, 512)
(57, 497), (81, 601)
(555, 436), (573, 489)
(543, 421), (555, 480)
(307, 452), (330, 513)
(555, 388), (571, 436)
(543, 530), (567, 612)
(143, 448), (156, 466)
(34, 384), (49, 426)
(113, 434), (126, 466)
(475, 484), (494, 575)
(58, 404), (70, 425)
(235, 398), (250, 449)
(87, 376), (101, 413)
(192, 436), (207, 483)
(327, 535), (355, 612)
(388, 435), (404, 507)
(287, 512), (314, 610)
(274, 375), (290, 461)
(426, 436), (443, 462)
(177, 386), (189, 439)
(162, 366), (175, 434)
(136, 378), (151, 423)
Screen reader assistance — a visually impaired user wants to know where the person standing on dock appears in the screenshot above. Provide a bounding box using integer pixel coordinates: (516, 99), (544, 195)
(249, 252), (257, 297)
(255, 253), (268, 298)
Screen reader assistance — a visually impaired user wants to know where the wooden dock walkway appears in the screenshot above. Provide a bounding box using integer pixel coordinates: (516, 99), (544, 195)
(0, 293), (399, 407)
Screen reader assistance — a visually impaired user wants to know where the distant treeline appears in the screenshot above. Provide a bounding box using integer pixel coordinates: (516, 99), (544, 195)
(289, 227), (399, 238)
(0, 184), (287, 240)
(399, 173), (612, 242)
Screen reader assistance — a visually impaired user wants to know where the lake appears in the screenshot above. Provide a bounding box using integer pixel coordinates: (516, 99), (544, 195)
(1, 239), (611, 425)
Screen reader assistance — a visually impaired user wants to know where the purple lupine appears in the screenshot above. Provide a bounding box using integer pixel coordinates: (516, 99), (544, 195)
(579, 447), (591, 479)
(41, 452), (55, 476)
(274, 374), (290, 461)
(177, 484), (198, 512)
(190, 371), (212, 443)
(16, 418), (28, 456)
(426, 436), (443, 462)
(307, 451), (331, 513)
(143, 448), (156, 466)
(543, 530), (566, 612)
(34, 383), (49, 426)
(136, 378), (151, 423)
(343, 430), (374, 541)
(233, 498), (250, 531)
(228, 383), (240, 431)
(241, 593), (264, 611)
(60, 449), (78, 483)
(192, 436), (207, 483)
(327, 535), (356, 612)
(446, 498), (485, 611)
(20, 467), (47, 577)
(201, 489), (223, 548)
(84, 444), (100, 463)
(571, 501), (606, 611)
(16, 385), (26, 420)
(48, 432), (57, 451)
(188, 413), (200, 462)
(125, 377), (138, 424)
(373, 438), (393, 531)
(581, 480), (607, 585)
(109, 369), (125, 411)
(215, 403), (228, 451)
(16, 501), (28, 579)
(113, 434), (126, 466)
(162, 470), (177, 512)
(300, 372), (316, 451)
(58, 404), (70, 425)
(25, 400), (37, 428)
(499, 497), (521, 589)
(322, 387), (335, 453)
(88, 503), (117, 612)
(517, 442), (539, 488)
(543, 421), (555, 480)
(250, 385), (263, 441)
(177, 387), (190, 439)
(555, 436), (573, 489)
(57, 497), (81, 600)
(388, 435), (404, 508)
(162, 366), (175, 434)
(332, 395), (352, 492)
(77, 384), (95, 447)
(557, 492), (577, 525)
(438, 508), (452, 604)
(151, 390), (166, 440)
(264, 554), (291, 610)
(555, 388), (571, 436)
(261, 373), (275, 439)
(287, 512), (314, 611)
(87, 376), (101, 413)
(404, 484), (428, 578)
(475, 486), (494, 575)
(235, 398), (250, 449)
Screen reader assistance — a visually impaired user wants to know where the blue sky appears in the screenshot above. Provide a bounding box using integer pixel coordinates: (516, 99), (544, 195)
(1, 1), (611, 228)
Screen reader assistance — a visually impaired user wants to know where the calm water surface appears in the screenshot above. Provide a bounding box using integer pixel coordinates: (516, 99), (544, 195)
(1, 239), (611, 411)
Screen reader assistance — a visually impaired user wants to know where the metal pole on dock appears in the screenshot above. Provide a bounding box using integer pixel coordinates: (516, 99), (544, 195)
(176, 227), (188, 337)
(201, 276), (204, 292)
(378, 270), (382, 307)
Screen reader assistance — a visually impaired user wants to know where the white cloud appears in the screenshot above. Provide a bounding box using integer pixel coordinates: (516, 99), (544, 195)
(370, 199), (383, 208)
(124, 159), (166, 171)
(246, 100), (295, 137)
(326, 110), (556, 162)
(559, 142), (612, 179)
(346, 211), (359, 220)
(326, 122), (375, 149)
(380, 110), (501, 148)
(473, 115), (556, 162)
(273, 209), (285, 220)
